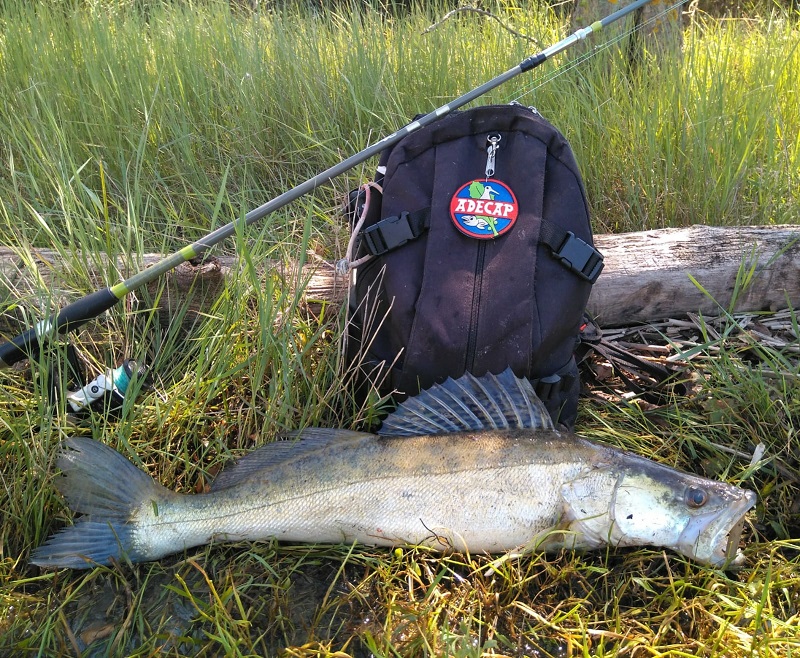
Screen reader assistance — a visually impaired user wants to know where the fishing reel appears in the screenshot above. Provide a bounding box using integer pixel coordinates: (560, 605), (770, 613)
(45, 341), (150, 420)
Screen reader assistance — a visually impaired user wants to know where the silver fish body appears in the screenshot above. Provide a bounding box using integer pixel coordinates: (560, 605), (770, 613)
(31, 370), (756, 569)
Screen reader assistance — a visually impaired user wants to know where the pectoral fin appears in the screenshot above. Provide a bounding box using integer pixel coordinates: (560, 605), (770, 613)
(559, 468), (620, 549)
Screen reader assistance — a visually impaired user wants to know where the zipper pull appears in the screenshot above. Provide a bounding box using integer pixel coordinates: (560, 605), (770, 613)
(510, 101), (544, 118)
(485, 133), (501, 178)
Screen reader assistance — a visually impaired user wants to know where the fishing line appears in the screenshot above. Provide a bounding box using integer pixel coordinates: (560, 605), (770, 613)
(0, 0), (662, 370)
(506, 0), (687, 105)
(508, 0), (685, 105)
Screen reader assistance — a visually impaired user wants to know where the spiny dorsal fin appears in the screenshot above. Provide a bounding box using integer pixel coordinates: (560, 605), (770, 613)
(378, 368), (554, 437)
(211, 429), (371, 491)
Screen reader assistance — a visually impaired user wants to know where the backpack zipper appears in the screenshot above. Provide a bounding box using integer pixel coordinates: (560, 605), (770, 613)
(510, 100), (543, 118)
(465, 242), (486, 372)
(466, 132), (503, 371)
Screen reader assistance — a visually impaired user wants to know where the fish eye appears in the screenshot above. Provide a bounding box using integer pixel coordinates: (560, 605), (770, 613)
(686, 487), (709, 509)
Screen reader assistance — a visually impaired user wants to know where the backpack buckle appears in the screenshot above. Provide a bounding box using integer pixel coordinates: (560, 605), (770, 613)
(361, 209), (431, 257)
(554, 231), (604, 283)
(362, 212), (414, 256)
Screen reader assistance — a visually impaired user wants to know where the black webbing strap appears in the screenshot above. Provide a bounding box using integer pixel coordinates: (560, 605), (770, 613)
(538, 220), (604, 283)
(359, 210), (603, 286)
(361, 208), (432, 256)
(533, 371), (574, 402)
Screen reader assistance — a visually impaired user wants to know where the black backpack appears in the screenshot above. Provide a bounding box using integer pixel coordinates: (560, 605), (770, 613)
(341, 104), (603, 428)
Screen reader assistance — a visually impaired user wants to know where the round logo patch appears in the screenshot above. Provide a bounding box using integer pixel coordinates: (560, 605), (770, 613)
(449, 179), (518, 239)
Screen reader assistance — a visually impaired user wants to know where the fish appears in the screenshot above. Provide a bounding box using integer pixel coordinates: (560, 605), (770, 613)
(31, 369), (756, 570)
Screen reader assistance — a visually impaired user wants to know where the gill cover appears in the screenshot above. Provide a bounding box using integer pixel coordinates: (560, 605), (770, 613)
(562, 468), (705, 551)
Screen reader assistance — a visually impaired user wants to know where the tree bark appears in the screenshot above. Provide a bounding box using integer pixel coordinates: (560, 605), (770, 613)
(586, 224), (800, 326)
(1, 225), (799, 336)
(571, 0), (684, 59)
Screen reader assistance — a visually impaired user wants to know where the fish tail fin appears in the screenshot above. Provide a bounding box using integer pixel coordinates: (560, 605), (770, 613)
(31, 437), (165, 569)
(30, 520), (137, 570)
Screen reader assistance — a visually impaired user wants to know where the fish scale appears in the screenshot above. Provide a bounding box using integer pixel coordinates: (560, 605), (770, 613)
(127, 431), (591, 558)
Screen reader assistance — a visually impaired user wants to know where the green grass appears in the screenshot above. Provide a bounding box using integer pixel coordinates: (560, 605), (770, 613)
(1, 0), (799, 655)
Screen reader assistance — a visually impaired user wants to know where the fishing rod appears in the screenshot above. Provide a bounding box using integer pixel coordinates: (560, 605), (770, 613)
(0, 0), (657, 369)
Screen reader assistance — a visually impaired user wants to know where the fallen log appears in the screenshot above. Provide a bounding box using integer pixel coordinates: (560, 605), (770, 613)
(587, 224), (800, 326)
(1, 225), (799, 336)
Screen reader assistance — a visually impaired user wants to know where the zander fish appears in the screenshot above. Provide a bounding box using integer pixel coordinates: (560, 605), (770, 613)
(31, 369), (756, 569)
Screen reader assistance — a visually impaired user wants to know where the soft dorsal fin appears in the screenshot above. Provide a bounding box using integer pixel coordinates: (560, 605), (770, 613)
(211, 429), (371, 491)
(378, 368), (554, 437)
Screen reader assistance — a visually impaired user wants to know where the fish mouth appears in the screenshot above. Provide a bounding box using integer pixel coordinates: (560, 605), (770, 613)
(677, 489), (757, 568)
